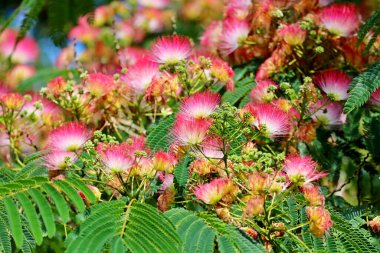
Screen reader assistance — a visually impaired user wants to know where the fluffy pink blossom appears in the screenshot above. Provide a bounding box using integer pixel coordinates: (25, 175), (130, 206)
(86, 73), (115, 97)
(246, 103), (291, 138)
(314, 70), (351, 101)
(306, 206), (333, 237)
(250, 80), (278, 103)
(219, 18), (250, 55)
(119, 47), (148, 67)
(97, 143), (135, 173)
(369, 88), (380, 107)
(0, 93), (26, 110)
(369, 216), (380, 234)
(319, 3), (360, 37)
(172, 114), (212, 146)
(150, 35), (192, 64)
(45, 151), (77, 170)
(225, 0), (252, 19)
(180, 92), (220, 119)
(311, 100), (346, 127)
(138, 0), (170, 9)
(68, 16), (100, 43)
(124, 59), (160, 95)
(284, 155), (327, 186)
(153, 151), (177, 173)
(302, 184), (325, 206)
(46, 122), (91, 152)
(198, 136), (225, 159)
(0, 29), (39, 63)
(278, 23), (306, 46)
(194, 178), (234, 204)
(5, 64), (35, 89)
(200, 21), (222, 51)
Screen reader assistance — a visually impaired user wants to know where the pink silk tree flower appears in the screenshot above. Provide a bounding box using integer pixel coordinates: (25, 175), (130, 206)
(278, 23), (306, 46)
(318, 3), (360, 37)
(180, 91), (221, 119)
(311, 100), (346, 128)
(45, 151), (77, 170)
(97, 143), (135, 173)
(250, 79), (278, 103)
(306, 206), (333, 237)
(219, 18), (250, 55)
(86, 73), (115, 97)
(313, 70), (351, 101)
(150, 35), (192, 64)
(172, 114), (212, 146)
(246, 103), (291, 138)
(284, 155), (327, 186)
(0, 29), (39, 64)
(194, 178), (234, 205)
(46, 122), (91, 152)
(124, 59), (160, 96)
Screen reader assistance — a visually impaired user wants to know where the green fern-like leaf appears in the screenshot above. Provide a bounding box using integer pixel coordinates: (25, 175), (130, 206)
(344, 61), (380, 113)
(165, 208), (216, 253)
(52, 179), (86, 212)
(222, 78), (256, 106)
(125, 203), (182, 253)
(15, 193), (43, 245)
(173, 155), (192, 188)
(66, 202), (182, 253)
(166, 208), (266, 253)
(28, 189), (56, 238)
(3, 198), (23, 249)
(0, 213), (12, 253)
(0, 172), (99, 251)
(41, 183), (70, 223)
(16, 0), (46, 44)
(146, 114), (175, 152)
(357, 9), (380, 53)
(110, 236), (125, 253)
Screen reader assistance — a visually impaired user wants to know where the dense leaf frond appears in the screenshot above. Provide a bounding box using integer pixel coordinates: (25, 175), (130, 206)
(344, 61), (380, 113)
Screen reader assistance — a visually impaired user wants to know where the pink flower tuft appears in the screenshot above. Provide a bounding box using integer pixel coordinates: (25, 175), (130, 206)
(319, 3), (360, 37)
(0, 93), (26, 110)
(0, 29), (39, 63)
(246, 103), (291, 138)
(225, 0), (252, 19)
(369, 88), (380, 107)
(219, 18), (250, 55)
(311, 100), (346, 127)
(284, 155), (327, 186)
(5, 64), (35, 89)
(172, 114), (212, 146)
(124, 59), (160, 95)
(138, 0), (170, 9)
(314, 70), (351, 101)
(278, 23), (306, 46)
(153, 151), (177, 173)
(97, 143), (135, 173)
(46, 122), (91, 152)
(200, 21), (222, 51)
(306, 206), (333, 237)
(250, 79), (278, 103)
(193, 178), (234, 204)
(119, 47), (148, 67)
(150, 35), (192, 64)
(198, 136), (225, 159)
(45, 151), (77, 170)
(180, 92), (220, 119)
(86, 73), (115, 97)
(68, 16), (100, 43)
(302, 184), (325, 206)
